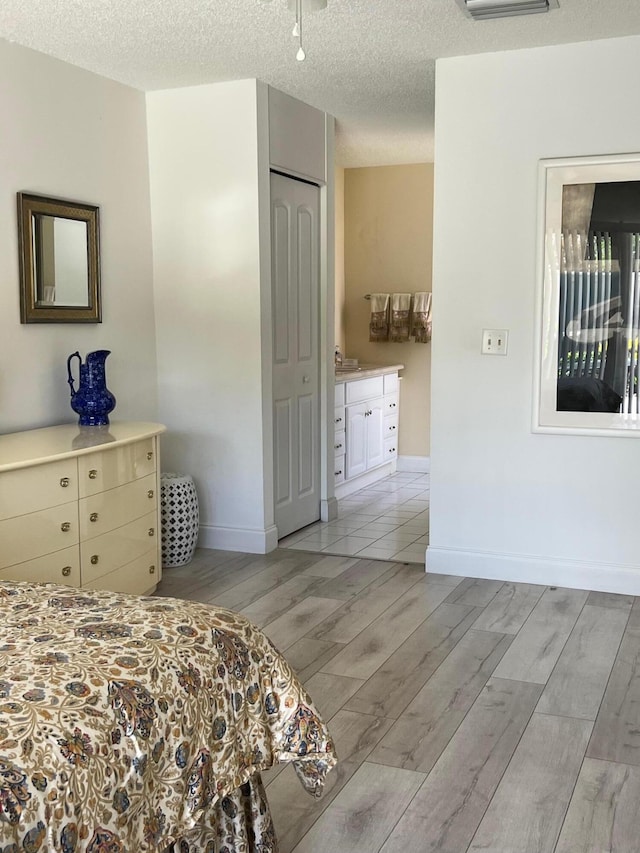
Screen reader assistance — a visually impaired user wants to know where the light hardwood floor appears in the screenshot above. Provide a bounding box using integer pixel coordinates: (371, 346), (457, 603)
(157, 547), (640, 853)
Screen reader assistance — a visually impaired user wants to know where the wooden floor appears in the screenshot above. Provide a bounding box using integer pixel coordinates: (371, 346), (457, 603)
(157, 547), (640, 853)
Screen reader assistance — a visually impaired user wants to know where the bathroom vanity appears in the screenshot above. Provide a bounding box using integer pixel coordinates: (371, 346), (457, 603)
(334, 364), (403, 497)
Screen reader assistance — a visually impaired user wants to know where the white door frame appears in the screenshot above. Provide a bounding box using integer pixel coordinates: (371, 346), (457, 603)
(257, 84), (336, 552)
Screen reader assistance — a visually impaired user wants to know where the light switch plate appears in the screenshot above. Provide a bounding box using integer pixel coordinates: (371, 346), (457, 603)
(482, 329), (508, 355)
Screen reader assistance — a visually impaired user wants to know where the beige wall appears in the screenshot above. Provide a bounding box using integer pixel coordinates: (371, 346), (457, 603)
(334, 166), (346, 353)
(343, 164), (433, 458)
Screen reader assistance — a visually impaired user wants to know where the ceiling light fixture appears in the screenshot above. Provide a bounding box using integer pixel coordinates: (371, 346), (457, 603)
(260, 0), (327, 61)
(455, 0), (559, 20)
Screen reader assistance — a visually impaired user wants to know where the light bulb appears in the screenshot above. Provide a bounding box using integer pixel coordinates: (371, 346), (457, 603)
(292, 21), (300, 36)
(296, 46), (306, 61)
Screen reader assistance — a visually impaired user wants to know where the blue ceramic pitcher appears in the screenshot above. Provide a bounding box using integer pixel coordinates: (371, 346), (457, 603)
(67, 350), (116, 426)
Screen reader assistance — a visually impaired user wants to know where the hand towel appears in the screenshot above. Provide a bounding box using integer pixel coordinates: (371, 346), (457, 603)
(390, 293), (412, 342)
(412, 291), (432, 343)
(369, 293), (390, 342)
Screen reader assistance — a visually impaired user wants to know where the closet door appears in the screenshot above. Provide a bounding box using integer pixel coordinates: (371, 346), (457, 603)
(272, 173), (321, 539)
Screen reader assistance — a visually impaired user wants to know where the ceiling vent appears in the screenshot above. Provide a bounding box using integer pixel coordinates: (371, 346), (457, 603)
(456, 0), (559, 20)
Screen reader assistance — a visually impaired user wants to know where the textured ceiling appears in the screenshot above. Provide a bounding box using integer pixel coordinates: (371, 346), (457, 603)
(2, 0), (640, 166)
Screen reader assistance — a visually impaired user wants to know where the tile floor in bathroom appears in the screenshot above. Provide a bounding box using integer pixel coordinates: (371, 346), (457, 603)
(278, 471), (429, 564)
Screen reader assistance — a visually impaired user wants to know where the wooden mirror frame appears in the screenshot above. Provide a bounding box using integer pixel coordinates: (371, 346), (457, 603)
(17, 192), (101, 323)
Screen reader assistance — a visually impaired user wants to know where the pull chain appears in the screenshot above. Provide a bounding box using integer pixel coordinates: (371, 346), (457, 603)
(296, 0), (305, 60)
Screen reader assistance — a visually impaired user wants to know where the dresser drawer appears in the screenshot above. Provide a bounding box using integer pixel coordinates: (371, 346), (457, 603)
(384, 437), (398, 460)
(346, 376), (384, 404)
(83, 548), (159, 595)
(333, 429), (345, 457)
(334, 407), (345, 430)
(79, 473), (157, 540)
(80, 511), (158, 584)
(0, 503), (79, 569)
(334, 455), (345, 484)
(0, 459), (78, 521)
(334, 382), (346, 407)
(78, 438), (156, 497)
(0, 546), (80, 587)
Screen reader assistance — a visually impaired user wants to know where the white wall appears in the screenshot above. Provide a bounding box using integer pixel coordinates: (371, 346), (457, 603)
(147, 81), (269, 549)
(147, 80), (333, 552)
(430, 35), (640, 593)
(0, 41), (157, 433)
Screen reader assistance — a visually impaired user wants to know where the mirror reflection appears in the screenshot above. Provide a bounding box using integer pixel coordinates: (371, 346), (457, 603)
(17, 192), (101, 323)
(557, 180), (640, 414)
(33, 215), (89, 307)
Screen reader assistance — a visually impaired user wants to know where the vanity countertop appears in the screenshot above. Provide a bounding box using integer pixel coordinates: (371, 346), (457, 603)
(334, 363), (404, 382)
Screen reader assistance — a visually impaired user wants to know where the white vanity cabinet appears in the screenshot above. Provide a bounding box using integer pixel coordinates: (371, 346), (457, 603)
(334, 365), (402, 497)
(345, 399), (385, 479)
(0, 422), (166, 595)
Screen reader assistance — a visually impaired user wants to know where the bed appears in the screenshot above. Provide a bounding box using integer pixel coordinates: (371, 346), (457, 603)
(0, 581), (336, 851)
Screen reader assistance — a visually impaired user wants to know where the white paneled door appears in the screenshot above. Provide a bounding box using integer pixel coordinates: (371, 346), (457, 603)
(272, 172), (321, 539)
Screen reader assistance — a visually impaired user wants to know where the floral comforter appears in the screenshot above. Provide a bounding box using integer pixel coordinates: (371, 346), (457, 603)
(0, 582), (336, 851)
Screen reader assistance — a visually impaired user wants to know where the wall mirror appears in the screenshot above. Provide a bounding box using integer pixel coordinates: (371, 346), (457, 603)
(17, 192), (101, 323)
(534, 153), (640, 435)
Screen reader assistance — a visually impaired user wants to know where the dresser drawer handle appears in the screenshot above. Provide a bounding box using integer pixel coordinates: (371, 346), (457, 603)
(335, 417), (342, 424)
(334, 443), (343, 450)
(59, 477), (70, 488)
(335, 469), (343, 476)
(389, 403), (396, 408)
(60, 522), (71, 532)
(61, 566), (72, 577)
(88, 469), (98, 480)
(388, 447), (396, 453)
(147, 451), (153, 461)
(90, 555), (99, 565)
(148, 527), (155, 537)
(389, 425), (396, 431)
(147, 489), (154, 499)
(89, 512), (99, 523)
(149, 564), (156, 575)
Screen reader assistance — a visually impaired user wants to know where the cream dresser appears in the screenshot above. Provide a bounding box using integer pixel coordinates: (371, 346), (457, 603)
(0, 422), (166, 595)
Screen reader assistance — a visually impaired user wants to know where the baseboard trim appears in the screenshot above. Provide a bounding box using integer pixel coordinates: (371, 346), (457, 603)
(198, 523), (278, 554)
(397, 455), (430, 473)
(321, 497), (338, 522)
(426, 545), (640, 595)
(334, 461), (397, 499)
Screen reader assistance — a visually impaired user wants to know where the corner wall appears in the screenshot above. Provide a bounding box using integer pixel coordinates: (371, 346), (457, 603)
(343, 164), (433, 459)
(430, 35), (640, 593)
(335, 166), (346, 353)
(0, 41), (157, 433)
(146, 80), (269, 550)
